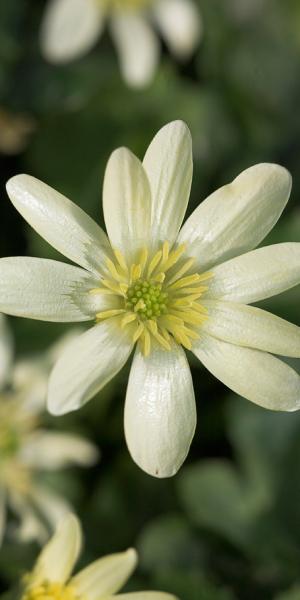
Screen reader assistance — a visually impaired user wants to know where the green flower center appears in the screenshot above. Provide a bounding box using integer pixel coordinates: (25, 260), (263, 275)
(125, 279), (168, 319)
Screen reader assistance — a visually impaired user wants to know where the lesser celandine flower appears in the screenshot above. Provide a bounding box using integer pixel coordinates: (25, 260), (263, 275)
(1, 121), (300, 478)
(40, 0), (202, 87)
(0, 315), (98, 545)
(22, 513), (176, 600)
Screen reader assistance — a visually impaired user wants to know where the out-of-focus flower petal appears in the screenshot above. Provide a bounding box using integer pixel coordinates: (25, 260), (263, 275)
(71, 549), (137, 598)
(154, 0), (202, 59)
(110, 13), (159, 87)
(40, 0), (105, 63)
(32, 514), (82, 585)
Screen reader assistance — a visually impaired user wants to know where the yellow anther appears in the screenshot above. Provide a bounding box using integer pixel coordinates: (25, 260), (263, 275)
(153, 272), (165, 283)
(105, 257), (124, 281)
(169, 273), (201, 290)
(133, 322), (144, 343)
(139, 247), (149, 273)
(113, 248), (128, 272)
(121, 313), (137, 328)
(130, 264), (142, 282)
(96, 309), (125, 320)
(166, 257), (195, 286)
(134, 299), (146, 312)
(142, 329), (151, 356)
(147, 250), (162, 278)
(102, 279), (124, 294)
(162, 244), (186, 272)
(119, 282), (129, 295)
(162, 240), (170, 262)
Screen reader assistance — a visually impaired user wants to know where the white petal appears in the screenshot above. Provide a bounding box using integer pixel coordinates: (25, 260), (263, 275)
(110, 13), (159, 87)
(193, 334), (300, 411)
(48, 319), (133, 415)
(0, 489), (6, 547)
(6, 175), (111, 276)
(154, 0), (202, 59)
(32, 514), (82, 585)
(124, 341), (196, 478)
(201, 300), (300, 357)
(0, 314), (13, 387)
(143, 121), (193, 247)
(0, 257), (109, 321)
(207, 243), (300, 303)
(201, 300), (300, 358)
(40, 0), (105, 63)
(113, 594), (177, 600)
(103, 148), (152, 260)
(71, 548), (137, 598)
(177, 164), (292, 271)
(21, 431), (99, 469)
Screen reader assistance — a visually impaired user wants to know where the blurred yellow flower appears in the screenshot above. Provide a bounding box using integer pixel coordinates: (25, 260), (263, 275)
(40, 0), (202, 87)
(1, 121), (300, 479)
(0, 316), (99, 546)
(22, 513), (177, 600)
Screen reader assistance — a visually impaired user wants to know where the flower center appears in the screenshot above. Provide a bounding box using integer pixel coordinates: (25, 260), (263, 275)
(125, 279), (168, 319)
(22, 582), (81, 600)
(90, 242), (213, 356)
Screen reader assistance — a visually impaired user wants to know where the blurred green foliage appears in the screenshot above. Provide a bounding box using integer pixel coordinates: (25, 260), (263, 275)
(1, 0), (300, 599)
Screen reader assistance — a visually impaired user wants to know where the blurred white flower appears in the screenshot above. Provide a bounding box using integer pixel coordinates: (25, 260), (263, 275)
(1, 121), (300, 479)
(22, 513), (176, 600)
(40, 0), (202, 87)
(0, 316), (99, 546)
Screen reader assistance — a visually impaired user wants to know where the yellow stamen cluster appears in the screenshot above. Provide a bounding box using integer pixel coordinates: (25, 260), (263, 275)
(91, 242), (212, 356)
(22, 582), (80, 600)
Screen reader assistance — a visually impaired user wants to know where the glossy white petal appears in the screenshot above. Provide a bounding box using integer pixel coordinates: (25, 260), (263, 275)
(113, 594), (177, 600)
(124, 341), (196, 478)
(207, 243), (300, 303)
(178, 164), (292, 271)
(103, 148), (152, 260)
(21, 431), (99, 469)
(201, 300), (300, 357)
(110, 13), (159, 87)
(32, 514), (82, 585)
(71, 548), (137, 598)
(6, 175), (110, 276)
(193, 334), (300, 411)
(0, 314), (13, 387)
(143, 121), (193, 247)
(40, 0), (105, 63)
(48, 319), (133, 415)
(154, 0), (202, 59)
(0, 257), (109, 321)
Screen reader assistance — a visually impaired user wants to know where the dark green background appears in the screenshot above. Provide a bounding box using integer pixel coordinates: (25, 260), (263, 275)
(1, 1), (300, 598)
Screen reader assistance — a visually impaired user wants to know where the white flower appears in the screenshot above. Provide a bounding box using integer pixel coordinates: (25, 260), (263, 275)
(22, 513), (176, 600)
(1, 120), (300, 479)
(40, 0), (202, 87)
(0, 316), (99, 545)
